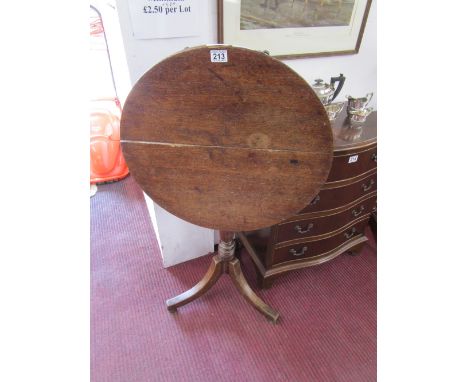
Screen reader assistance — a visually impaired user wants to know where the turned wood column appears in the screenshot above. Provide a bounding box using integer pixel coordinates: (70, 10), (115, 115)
(218, 231), (235, 261)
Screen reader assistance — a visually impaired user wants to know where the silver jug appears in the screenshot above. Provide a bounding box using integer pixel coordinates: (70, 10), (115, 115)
(324, 101), (345, 121)
(347, 93), (373, 113)
(311, 74), (346, 105)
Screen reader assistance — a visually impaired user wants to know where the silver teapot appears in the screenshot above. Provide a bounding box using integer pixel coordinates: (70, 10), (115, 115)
(311, 73), (346, 105)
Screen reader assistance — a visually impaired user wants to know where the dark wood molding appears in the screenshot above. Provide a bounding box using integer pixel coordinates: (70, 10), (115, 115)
(274, 49), (358, 61)
(354, 0), (373, 55)
(216, 0), (223, 44)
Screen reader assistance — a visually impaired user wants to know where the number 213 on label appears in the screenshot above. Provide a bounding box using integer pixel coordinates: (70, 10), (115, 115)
(210, 50), (228, 63)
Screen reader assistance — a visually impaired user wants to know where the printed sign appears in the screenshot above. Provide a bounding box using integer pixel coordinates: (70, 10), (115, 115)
(210, 50), (228, 63)
(128, 0), (200, 39)
(348, 155), (359, 163)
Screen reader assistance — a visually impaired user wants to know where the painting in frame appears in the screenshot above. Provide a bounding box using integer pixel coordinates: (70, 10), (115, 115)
(217, 0), (373, 59)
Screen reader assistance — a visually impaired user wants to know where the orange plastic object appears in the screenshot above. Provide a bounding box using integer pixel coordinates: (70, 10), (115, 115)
(90, 98), (129, 184)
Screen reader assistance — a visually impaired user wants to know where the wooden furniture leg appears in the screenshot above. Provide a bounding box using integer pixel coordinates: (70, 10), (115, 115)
(346, 241), (366, 256)
(228, 258), (279, 323)
(166, 255), (223, 312)
(369, 211), (377, 241)
(166, 232), (280, 323)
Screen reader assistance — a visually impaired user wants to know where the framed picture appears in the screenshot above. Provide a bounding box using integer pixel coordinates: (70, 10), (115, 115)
(217, 0), (372, 59)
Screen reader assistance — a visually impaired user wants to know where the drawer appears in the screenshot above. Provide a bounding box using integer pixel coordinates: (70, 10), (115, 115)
(272, 217), (369, 265)
(327, 146), (377, 183)
(277, 195), (376, 243)
(301, 171), (376, 214)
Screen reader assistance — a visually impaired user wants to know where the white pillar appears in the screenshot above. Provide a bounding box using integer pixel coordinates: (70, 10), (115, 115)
(98, 0), (218, 266)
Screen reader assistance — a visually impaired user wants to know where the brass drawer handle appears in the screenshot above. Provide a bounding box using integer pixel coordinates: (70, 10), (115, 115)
(362, 179), (375, 192)
(352, 205), (365, 217)
(289, 246), (308, 256)
(310, 195), (320, 206)
(372, 152), (377, 162)
(294, 223), (314, 234)
(344, 227), (357, 239)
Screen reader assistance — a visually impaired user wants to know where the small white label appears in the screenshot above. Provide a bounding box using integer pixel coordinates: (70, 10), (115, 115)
(348, 155), (359, 163)
(210, 50), (228, 63)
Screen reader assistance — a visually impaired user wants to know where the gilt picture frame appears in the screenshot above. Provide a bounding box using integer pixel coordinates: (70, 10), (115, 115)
(217, 0), (372, 59)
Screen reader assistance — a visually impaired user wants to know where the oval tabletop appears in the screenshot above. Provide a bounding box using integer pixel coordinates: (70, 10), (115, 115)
(120, 46), (333, 232)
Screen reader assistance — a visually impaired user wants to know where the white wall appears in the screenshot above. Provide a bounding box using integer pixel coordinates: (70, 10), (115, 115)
(111, 0), (377, 266)
(284, 2), (377, 107)
(115, 0), (219, 85)
(92, 0), (132, 103)
(114, 0), (376, 107)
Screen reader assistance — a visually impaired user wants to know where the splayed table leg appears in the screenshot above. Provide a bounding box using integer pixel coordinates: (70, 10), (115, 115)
(166, 231), (279, 323)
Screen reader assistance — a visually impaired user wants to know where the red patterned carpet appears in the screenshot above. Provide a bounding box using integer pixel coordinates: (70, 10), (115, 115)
(91, 176), (376, 382)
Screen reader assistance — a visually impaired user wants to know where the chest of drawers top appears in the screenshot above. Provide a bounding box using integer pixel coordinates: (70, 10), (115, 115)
(331, 110), (377, 153)
(320, 112), (377, 189)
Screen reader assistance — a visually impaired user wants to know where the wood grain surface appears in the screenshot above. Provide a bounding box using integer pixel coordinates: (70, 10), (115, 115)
(121, 45), (333, 231)
(331, 111), (377, 152)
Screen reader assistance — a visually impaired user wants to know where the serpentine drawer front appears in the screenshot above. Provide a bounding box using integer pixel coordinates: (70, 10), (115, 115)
(300, 172), (376, 214)
(276, 195), (376, 243)
(240, 111), (377, 289)
(326, 146), (377, 183)
(272, 217), (370, 266)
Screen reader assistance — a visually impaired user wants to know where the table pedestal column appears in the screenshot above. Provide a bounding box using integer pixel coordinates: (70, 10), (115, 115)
(166, 231), (279, 323)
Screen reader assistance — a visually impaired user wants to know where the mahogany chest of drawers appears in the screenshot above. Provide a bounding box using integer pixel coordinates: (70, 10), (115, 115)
(238, 111), (377, 288)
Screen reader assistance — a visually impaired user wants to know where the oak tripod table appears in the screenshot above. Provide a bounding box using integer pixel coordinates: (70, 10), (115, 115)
(120, 46), (333, 323)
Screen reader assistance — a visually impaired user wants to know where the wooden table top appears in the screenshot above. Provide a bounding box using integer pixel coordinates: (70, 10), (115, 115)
(120, 46), (333, 231)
